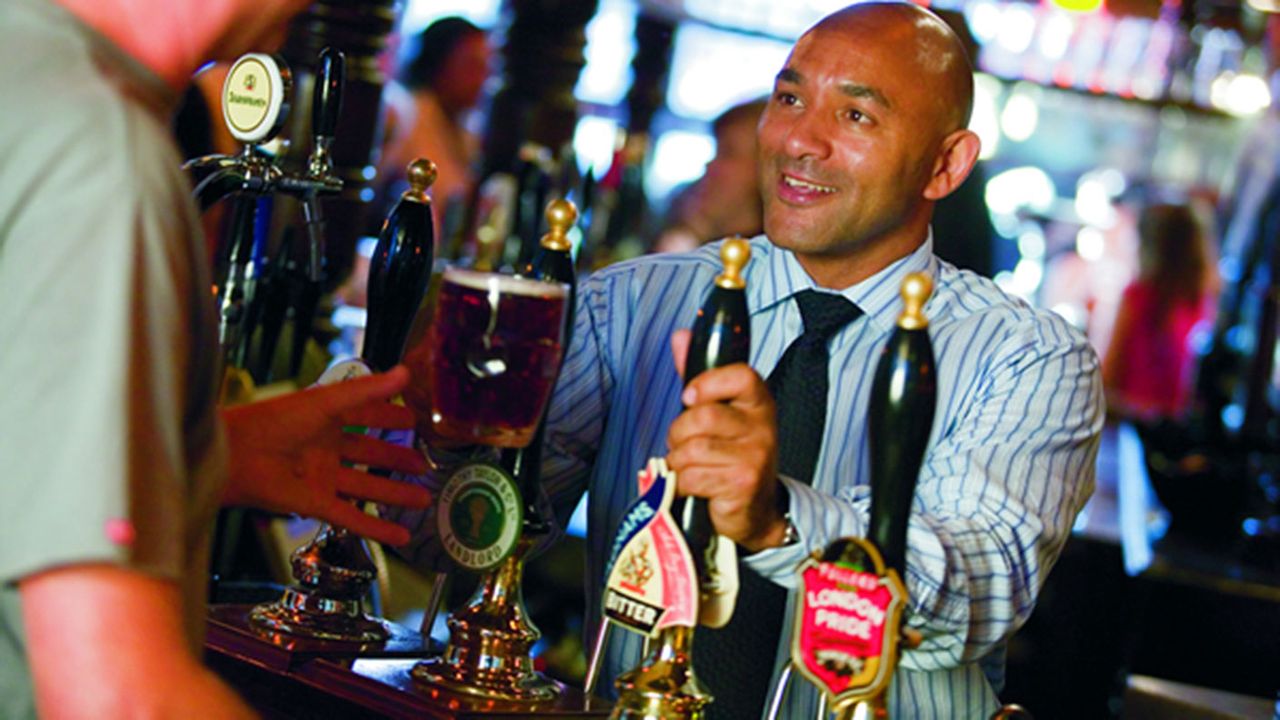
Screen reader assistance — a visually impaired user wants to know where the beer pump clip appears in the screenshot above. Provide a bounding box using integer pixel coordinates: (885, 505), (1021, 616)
(184, 48), (346, 389)
(587, 238), (751, 720)
(762, 272), (935, 720)
(246, 157), (440, 647)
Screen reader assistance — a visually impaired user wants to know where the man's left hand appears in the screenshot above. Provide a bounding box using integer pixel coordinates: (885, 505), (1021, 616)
(666, 329), (787, 553)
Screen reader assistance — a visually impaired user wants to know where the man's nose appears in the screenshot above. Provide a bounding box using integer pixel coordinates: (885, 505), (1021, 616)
(782, 110), (833, 162)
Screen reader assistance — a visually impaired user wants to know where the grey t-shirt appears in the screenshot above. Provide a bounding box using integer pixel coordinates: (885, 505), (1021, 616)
(0, 0), (226, 716)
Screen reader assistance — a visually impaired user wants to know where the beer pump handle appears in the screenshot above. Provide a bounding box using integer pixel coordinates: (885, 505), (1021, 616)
(218, 196), (260, 367)
(362, 159), (437, 373)
(866, 273), (937, 582)
(501, 198), (579, 508)
(678, 238), (751, 588)
(298, 48), (344, 284)
(522, 198), (578, 323)
(512, 143), (554, 268)
(310, 47), (344, 178)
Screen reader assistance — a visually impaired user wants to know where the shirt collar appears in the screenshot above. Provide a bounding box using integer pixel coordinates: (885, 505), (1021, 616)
(745, 231), (939, 335)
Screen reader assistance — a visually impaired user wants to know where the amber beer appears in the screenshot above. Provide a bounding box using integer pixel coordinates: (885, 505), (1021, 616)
(428, 268), (568, 447)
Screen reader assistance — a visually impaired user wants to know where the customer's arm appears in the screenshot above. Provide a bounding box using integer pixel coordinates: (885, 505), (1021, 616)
(21, 565), (254, 718)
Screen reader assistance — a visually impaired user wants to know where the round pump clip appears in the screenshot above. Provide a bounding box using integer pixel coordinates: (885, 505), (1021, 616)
(221, 53), (292, 145)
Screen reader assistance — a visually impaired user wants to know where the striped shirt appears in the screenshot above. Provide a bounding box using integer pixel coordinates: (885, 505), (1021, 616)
(393, 234), (1103, 718)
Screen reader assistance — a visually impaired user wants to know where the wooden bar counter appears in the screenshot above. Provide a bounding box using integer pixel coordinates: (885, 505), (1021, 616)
(205, 604), (611, 719)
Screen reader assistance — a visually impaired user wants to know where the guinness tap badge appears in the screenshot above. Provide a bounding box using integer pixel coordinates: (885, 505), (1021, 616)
(437, 462), (523, 572)
(221, 53), (291, 145)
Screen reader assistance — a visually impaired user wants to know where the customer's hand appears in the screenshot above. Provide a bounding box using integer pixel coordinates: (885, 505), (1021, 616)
(222, 365), (431, 546)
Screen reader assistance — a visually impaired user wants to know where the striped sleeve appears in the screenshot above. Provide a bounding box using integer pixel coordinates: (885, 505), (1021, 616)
(898, 309), (1102, 668)
(541, 269), (621, 529)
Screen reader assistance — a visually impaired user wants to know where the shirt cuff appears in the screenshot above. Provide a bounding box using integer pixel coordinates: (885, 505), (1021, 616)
(742, 476), (858, 589)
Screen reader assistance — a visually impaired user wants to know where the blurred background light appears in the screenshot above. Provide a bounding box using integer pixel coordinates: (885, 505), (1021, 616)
(576, 0), (638, 105)
(1037, 11), (1076, 61)
(1012, 258), (1045, 294)
(995, 4), (1037, 55)
(972, 74), (1003, 160)
(985, 166), (1057, 216)
(647, 131), (716, 199)
(1209, 72), (1271, 117)
(401, 0), (501, 35)
(966, 0), (1004, 46)
(1000, 84), (1041, 142)
(1075, 226), (1106, 261)
(1073, 182), (1115, 228)
(573, 116), (621, 177)
(1051, 302), (1085, 327)
(666, 24), (790, 120)
(1017, 225), (1047, 260)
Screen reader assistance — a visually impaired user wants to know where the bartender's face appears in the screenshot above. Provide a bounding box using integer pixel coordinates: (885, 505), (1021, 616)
(757, 8), (961, 285)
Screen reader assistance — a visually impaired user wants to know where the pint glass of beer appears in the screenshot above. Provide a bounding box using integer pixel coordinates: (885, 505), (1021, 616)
(425, 268), (568, 447)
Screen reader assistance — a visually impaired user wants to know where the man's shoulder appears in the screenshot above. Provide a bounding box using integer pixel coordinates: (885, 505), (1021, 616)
(931, 262), (1092, 357)
(0, 13), (179, 193)
(584, 244), (725, 298)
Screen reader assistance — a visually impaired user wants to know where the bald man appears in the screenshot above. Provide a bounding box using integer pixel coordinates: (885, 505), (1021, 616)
(395, 3), (1102, 718)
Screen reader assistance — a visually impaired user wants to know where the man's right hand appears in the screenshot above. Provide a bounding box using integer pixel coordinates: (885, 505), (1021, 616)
(665, 329), (788, 553)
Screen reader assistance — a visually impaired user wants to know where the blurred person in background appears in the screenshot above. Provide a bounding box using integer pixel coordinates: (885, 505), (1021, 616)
(376, 16), (492, 215)
(1198, 13), (1280, 441)
(1103, 201), (1218, 426)
(654, 97), (767, 253)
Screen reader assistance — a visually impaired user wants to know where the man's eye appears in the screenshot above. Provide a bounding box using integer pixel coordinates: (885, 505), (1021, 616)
(847, 109), (865, 122)
(776, 92), (798, 106)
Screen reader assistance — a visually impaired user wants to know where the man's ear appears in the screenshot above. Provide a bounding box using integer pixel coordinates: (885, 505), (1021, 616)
(923, 129), (981, 201)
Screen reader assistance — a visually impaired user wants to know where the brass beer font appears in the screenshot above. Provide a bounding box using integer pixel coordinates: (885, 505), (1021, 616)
(411, 199), (580, 702)
(772, 272), (936, 720)
(249, 159), (438, 644)
(606, 238), (752, 720)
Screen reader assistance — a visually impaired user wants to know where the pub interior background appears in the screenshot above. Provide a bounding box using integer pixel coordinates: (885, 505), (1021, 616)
(183, 0), (1280, 717)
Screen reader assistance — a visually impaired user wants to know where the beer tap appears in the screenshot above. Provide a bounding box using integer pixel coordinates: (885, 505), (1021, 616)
(866, 273), (937, 578)
(676, 239), (750, 622)
(363, 159), (437, 372)
(183, 47), (345, 383)
(248, 159), (437, 644)
(410, 199), (581, 703)
(510, 143), (555, 269)
(593, 237), (752, 720)
(287, 47), (345, 378)
(767, 272), (935, 720)
(503, 198), (579, 507)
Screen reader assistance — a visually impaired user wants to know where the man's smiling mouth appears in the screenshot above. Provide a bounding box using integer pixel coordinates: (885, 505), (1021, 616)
(782, 174), (837, 194)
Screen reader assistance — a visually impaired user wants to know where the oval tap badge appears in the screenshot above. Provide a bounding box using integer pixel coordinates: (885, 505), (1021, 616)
(437, 462), (523, 572)
(221, 53), (291, 145)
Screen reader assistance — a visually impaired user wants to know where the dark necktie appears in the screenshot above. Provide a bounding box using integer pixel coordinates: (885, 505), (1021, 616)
(694, 289), (862, 720)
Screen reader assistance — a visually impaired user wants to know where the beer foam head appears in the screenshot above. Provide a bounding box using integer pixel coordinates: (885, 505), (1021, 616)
(443, 268), (568, 298)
